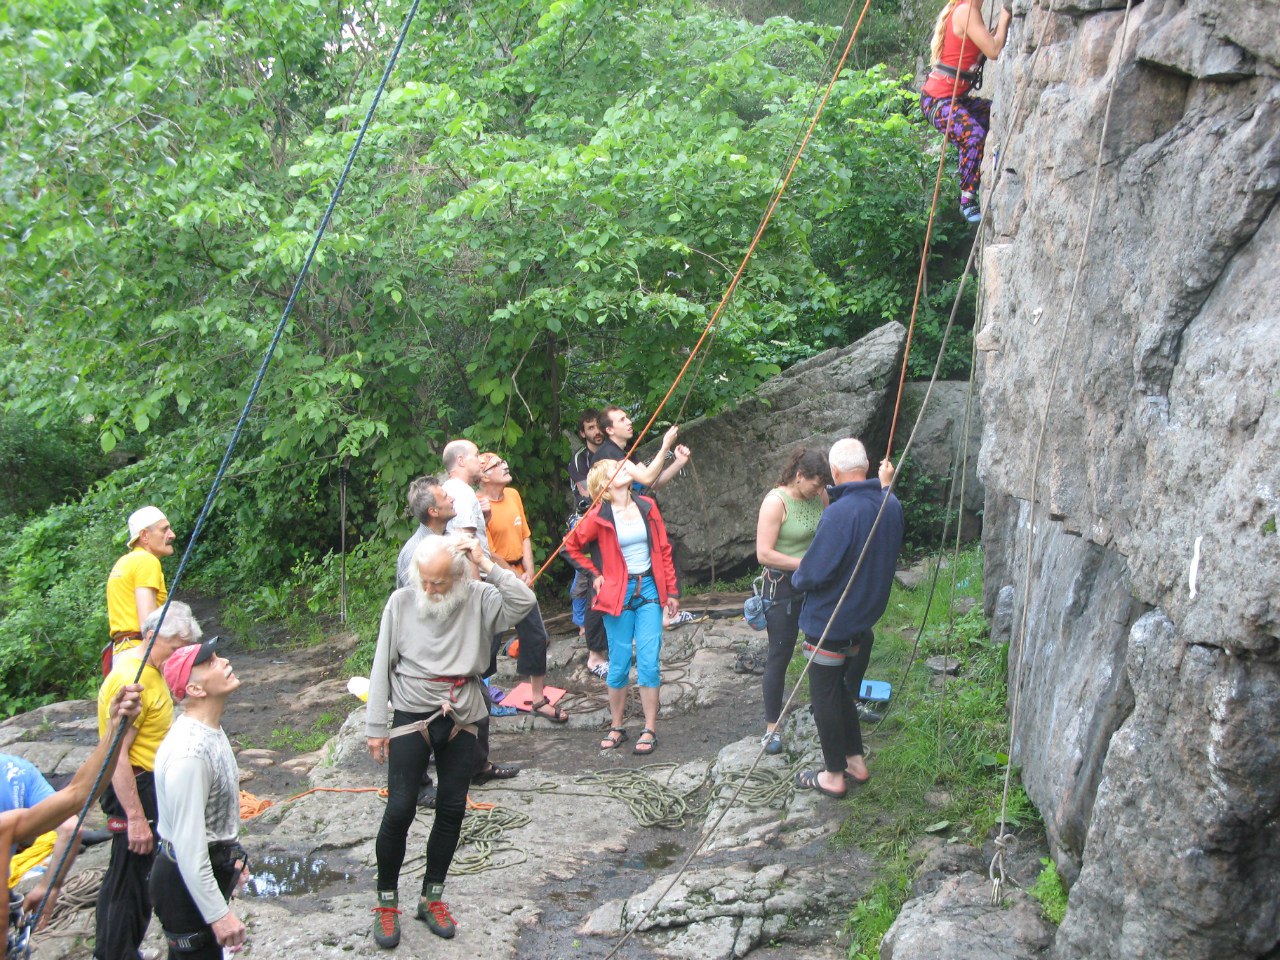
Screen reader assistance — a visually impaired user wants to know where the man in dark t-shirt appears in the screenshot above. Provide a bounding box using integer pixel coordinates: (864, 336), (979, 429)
(590, 406), (690, 490)
(567, 410), (603, 510)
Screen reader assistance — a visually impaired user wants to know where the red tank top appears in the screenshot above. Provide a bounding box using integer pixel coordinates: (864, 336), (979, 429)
(922, 4), (985, 98)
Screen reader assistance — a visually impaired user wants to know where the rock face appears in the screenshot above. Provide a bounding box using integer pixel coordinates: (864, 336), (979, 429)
(979, 2), (1280, 958)
(654, 322), (905, 580)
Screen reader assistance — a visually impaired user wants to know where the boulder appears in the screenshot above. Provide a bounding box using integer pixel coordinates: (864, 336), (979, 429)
(654, 322), (906, 581)
(880, 871), (1053, 960)
(977, 1), (1280, 957)
(895, 381), (984, 540)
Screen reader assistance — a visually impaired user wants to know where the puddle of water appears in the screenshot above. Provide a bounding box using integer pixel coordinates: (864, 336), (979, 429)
(244, 853), (355, 898)
(547, 887), (597, 905)
(615, 840), (685, 872)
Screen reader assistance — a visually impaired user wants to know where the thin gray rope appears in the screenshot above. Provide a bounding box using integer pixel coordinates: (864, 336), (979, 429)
(993, 0), (1136, 905)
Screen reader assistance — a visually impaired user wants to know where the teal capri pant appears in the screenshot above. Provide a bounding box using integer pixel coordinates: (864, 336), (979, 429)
(603, 574), (663, 688)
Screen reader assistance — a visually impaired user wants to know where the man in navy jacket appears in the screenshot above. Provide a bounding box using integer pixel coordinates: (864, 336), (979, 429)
(791, 438), (903, 799)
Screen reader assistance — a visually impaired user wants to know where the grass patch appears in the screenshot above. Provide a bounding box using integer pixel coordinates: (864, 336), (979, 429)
(834, 546), (1039, 958)
(1029, 857), (1068, 925)
(247, 711), (343, 753)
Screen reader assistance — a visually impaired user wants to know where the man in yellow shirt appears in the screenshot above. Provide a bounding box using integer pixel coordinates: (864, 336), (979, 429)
(103, 506), (176, 675)
(478, 454), (565, 724)
(93, 600), (202, 960)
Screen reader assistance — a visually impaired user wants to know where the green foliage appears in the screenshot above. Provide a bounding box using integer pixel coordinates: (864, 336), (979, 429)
(1029, 857), (1069, 925)
(846, 871), (911, 958)
(254, 711), (343, 753)
(892, 453), (959, 555)
(0, 0), (978, 707)
(0, 411), (112, 520)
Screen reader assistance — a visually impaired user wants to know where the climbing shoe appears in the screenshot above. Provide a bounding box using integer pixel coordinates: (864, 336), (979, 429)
(959, 194), (982, 224)
(417, 897), (457, 939)
(371, 891), (402, 948)
(762, 730), (784, 755)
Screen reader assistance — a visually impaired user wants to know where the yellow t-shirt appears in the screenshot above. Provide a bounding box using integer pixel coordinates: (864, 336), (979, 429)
(97, 653), (173, 772)
(485, 488), (531, 565)
(106, 548), (167, 650)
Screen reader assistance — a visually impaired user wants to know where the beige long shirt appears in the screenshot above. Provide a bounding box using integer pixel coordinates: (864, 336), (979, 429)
(366, 565), (536, 734)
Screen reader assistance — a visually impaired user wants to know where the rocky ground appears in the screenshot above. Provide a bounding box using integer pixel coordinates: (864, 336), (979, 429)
(4, 590), (1051, 959)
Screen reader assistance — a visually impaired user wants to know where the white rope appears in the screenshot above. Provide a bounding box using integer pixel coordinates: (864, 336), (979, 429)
(992, 0), (1137, 900)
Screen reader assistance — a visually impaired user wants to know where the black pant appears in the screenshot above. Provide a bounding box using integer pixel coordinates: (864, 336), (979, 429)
(761, 570), (802, 725)
(808, 631), (874, 773)
(512, 603), (549, 677)
(583, 605), (608, 654)
(150, 845), (239, 959)
(377, 710), (476, 894)
(95, 773), (158, 960)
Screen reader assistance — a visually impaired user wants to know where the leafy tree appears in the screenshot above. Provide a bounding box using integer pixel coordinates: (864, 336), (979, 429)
(0, 0), (971, 708)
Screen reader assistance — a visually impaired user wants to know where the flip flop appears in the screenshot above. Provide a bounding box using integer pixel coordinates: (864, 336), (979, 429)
(795, 769), (847, 799)
(527, 697), (569, 724)
(844, 768), (871, 785)
(601, 728), (629, 750)
(632, 728), (657, 755)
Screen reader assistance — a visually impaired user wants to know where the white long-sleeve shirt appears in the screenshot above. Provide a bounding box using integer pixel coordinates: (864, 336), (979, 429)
(155, 715), (239, 924)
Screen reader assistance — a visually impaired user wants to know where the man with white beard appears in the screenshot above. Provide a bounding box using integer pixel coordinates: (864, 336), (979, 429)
(365, 535), (536, 950)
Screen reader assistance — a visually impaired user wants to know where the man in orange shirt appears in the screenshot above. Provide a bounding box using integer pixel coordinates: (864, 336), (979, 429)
(478, 454), (565, 723)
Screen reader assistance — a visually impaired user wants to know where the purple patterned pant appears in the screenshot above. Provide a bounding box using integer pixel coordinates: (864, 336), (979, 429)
(921, 93), (992, 195)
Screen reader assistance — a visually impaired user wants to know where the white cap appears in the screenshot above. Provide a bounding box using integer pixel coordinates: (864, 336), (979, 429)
(127, 506), (168, 547)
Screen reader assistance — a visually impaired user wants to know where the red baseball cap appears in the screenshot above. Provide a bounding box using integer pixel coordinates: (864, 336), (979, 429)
(162, 638), (219, 701)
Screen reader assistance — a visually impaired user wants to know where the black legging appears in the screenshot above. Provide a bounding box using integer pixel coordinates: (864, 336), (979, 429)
(377, 709), (476, 895)
(151, 846), (239, 959)
(808, 631), (874, 773)
(761, 570), (802, 725)
(95, 773), (157, 960)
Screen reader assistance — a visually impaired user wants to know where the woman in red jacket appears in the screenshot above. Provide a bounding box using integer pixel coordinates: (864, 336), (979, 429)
(564, 460), (680, 755)
(920, 0), (1012, 222)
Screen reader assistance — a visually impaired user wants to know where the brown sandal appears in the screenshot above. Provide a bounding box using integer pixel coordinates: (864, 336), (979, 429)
(527, 697), (569, 724)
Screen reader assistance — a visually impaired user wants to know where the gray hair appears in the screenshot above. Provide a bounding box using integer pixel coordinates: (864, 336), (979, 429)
(829, 438), (869, 475)
(142, 601), (203, 644)
(441, 439), (476, 472)
(406, 475), (445, 525)
(413, 535), (469, 579)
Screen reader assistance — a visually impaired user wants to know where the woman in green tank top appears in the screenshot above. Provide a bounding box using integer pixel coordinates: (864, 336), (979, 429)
(754, 448), (831, 755)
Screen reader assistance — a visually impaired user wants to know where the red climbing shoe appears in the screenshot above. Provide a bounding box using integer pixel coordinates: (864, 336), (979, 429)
(417, 898), (457, 939)
(371, 902), (402, 948)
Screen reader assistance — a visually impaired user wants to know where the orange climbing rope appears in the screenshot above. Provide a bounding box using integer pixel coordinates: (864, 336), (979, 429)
(530, 0), (881, 588)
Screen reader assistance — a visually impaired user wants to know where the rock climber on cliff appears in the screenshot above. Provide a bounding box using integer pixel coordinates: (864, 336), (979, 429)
(921, 0), (1013, 223)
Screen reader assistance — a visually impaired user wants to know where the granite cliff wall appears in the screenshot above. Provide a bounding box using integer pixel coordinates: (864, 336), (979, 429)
(978, 1), (1278, 958)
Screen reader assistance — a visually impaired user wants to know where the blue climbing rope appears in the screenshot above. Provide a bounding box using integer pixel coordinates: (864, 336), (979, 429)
(20, 0), (425, 946)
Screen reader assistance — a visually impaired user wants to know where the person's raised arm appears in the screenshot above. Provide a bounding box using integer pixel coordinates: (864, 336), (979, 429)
(651, 444), (690, 491)
(957, 1), (1011, 60)
(626, 425), (680, 487)
(11, 685), (141, 849)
